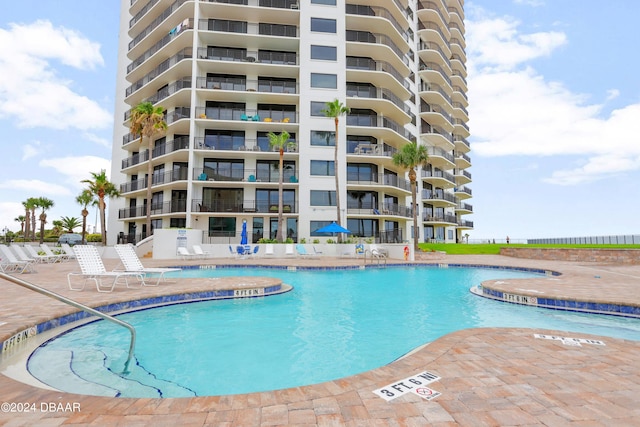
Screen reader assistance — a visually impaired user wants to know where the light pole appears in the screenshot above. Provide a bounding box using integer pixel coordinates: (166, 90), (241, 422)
(2, 227), (8, 244)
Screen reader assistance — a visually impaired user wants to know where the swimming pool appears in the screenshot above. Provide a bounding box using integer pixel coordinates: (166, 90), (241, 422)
(26, 266), (640, 398)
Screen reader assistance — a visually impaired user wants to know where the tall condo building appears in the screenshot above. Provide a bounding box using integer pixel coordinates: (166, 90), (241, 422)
(109, 0), (472, 245)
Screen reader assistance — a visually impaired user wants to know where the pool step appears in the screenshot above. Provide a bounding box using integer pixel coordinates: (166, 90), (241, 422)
(28, 348), (196, 397)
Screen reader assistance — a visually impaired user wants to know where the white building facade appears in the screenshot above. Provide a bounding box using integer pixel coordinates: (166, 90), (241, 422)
(108, 0), (472, 245)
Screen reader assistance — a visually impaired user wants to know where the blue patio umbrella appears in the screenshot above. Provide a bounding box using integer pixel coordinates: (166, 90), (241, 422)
(314, 221), (352, 234)
(240, 220), (248, 245)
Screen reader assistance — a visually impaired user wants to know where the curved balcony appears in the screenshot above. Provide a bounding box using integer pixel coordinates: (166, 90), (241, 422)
(193, 168), (298, 184)
(346, 30), (410, 75)
(127, 19), (194, 76)
(447, 6), (464, 29)
(125, 48), (192, 100)
(417, 21), (450, 52)
(418, 61), (452, 93)
(417, 1), (450, 34)
(453, 169), (472, 186)
(454, 151), (471, 169)
(455, 202), (473, 214)
(456, 219), (474, 229)
(453, 135), (470, 153)
(346, 114), (414, 146)
(419, 81), (453, 110)
(424, 146), (455, 169)
(420, 103), (454, 133)
(421, 169), (456, 188)
(346, 56), (410, 99)
(196, 47), (299, 79)
(454, 185), (472, 200)
(347, 173), (411, 194)
(193, 137), (298, 154)
(421, 189), (456, 206)
(195, 76), (298, 104)
(199, 0), (300, 27)
(453, 118), (470, 138)
(124, 78), (192, 121)
(128, 1), (192, 61)
(195, 107), (298, 125)
(422, 212), (458, 225)
(346, 4), (411, 53)
(119, 168), (189, 195)
(347, 87), (411, 125)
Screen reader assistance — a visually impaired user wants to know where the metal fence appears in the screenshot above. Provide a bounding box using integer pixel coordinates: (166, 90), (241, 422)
(528, 235), (640, 245)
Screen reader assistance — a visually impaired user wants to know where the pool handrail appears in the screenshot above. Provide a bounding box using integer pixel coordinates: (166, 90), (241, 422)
(0, 272), (136, 372)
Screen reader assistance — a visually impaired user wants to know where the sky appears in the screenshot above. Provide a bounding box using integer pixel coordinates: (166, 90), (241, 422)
(0, 0), (638, 241)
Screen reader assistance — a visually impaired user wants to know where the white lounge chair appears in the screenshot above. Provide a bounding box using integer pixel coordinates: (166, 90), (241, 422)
(177, 246), (199, 259)
(369, 244), (388, 259)
(296, 244), (317, 258)
(40, 243), (68, 262)
(192, 245), (211, 259)
(60, 243), (76, 259)
(114, 244), (181, 286)
(68, 245), (144, 292)
(0, 245), (36, 273)
(14, 245), (54, 264)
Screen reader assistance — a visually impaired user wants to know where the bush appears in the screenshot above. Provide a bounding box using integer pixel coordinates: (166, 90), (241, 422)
(86, 233), (102, 242)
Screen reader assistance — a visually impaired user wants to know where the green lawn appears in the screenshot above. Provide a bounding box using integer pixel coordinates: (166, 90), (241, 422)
(418, 243), (640, 255)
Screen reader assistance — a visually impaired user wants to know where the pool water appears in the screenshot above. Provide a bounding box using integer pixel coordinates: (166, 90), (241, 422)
(27, 266), (640, 398)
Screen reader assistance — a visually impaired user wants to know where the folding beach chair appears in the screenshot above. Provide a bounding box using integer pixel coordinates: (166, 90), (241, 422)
(0, 245), (36, 273)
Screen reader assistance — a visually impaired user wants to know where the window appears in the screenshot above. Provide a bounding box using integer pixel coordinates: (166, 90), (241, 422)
(310, 130), (335, 146)
(347, 191), (377, 209)
(170, 218), (186, 228)
(208, 19), (247, 33)
(203, 188), (244, 212)
(311, 45), (337, 60)
(347, 163), (377, 182)
(310, 190), (336, 206)
(209, 217), (236, 237)
(311, 0), (336, 4)
(311, 101), (326, 116)
(311, 220), (333, 236)
(256, 160), (296, 182)
(346, 218), (379, 237)
(257, 132), (296, 152)
(310, 160), (334, 176)
(203, 159), (245, 181)
(311, 18), (336, 33)
(204, 130), (245, 150)
(311, 73), (337, 89)
(256, 189), (296, 213)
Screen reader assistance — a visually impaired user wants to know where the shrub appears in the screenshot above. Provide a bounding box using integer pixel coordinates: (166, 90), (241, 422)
(87, 233), (102, 242)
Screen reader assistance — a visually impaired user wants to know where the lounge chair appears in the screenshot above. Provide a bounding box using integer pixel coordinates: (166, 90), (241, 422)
(177, 247), (199, 259)
(192, 245), (211, 259)
(0, 245), (36, 273)
(285, 244), (294, 256)
(312, 246), (323, 255)
(67, 245), (144, 292)
(228, 245), (238, 258)
(40, 244), (69, 262)
(295, 244), (317, 258)
(60, 243), (76, 259)
(14, 245), (55, 264)
(370, 244), (388, 259)
(114, 244), (181, 286)
(252, 245), (259, 255)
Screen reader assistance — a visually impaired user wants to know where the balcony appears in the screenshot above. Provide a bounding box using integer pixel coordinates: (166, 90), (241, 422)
(194, 168), (298, 183)
(346, 4), (411, 51)
(421, 169), (455, 188)
(118, 200), (188, 219)
(347, 86), (410, 124)
(127, 19), (193, 75)
(119, 169), (189, 194)
(124, 79), (191, 121)
(345, 30), (410, 73)
(347, 113), (414, 142)
(121, 136), (190, 169)
(192, 199), (299, 214)
(125, 48), (192, 98)
(347, 173), (411, 193)
(421, 189), (457, 205)
(454, 185), (472, 199)
(455, 202), (473, 214)
(195, 107), (298, 124)
(453, 168), (472, 185)
(422, 213), (458, 224)
(196, 76), (298, 96)
(454, 151), (471, 168)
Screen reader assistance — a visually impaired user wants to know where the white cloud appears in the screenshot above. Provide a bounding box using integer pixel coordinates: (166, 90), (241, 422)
(514, 0), (545, 7)
(82, 132), (111, 147)
(22, 141), (41, 160)
(605, 89), (620, 101)
(39, 155), (111, 189)
(466, 10), (640, 185)
(0, 20), (112, 130)
(0, 179), (72, 196)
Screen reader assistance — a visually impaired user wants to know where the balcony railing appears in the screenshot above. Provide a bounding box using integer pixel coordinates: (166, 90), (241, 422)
(421, 169), (455, 184)
(418, 1), (449, 28)
(454, 169), (472, 180)
(419, 82), (452, 104)
(419, 61), (452, 87)
(346, 57), (408, 89)
(118, 200), (188, 219)
(194, 168), (298, 183)
(194, 137), (298, 153)
(456, 202), (473, 212)
(421, 190), (457, 204)
(127, 19), (194, 74)
(192, 199), (299, 214)
(119, 169), (188, 193)
(346, 4), (411, 43)
(455, 151), (471, 164)
(121, 136), (190, 169)
(420, 103), (453, 125)
(346, 31), (409, 65)
(126, 48), (192, 97)
(124, 79), (191, 121)
(422, 213), (458, 224)
(129, 0), (189, 51)
(166, 107), (190, 124)
(346, 114), (414, 141)
(417, 21), (449, 45)
(454, 186), (472, 196)
(196, 77), (298, 94)
(195, 107), (298, 123)
(347, 173), (411, 192)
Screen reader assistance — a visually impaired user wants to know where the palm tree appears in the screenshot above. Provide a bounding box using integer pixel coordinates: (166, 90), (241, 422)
(129, 101), (167, 237)
(24, 197), (38, 240)
(60, 216), (81, 233)
(321, 99), (350, 242)
(35, 197), (55, 244)
(76, 190), (95, 244)
(14, 215), (26, 237)
(268, 131), (293, 242)
(392, 140), (429, 251)
(21, 200), (31, 241)
(82, 170), (120, 246)
(51, 220), (64, 237)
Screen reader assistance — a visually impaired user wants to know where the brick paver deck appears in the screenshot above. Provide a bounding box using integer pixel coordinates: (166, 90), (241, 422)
(1, 254), (639, 426)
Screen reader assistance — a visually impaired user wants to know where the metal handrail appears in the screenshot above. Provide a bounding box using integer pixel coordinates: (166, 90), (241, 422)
(0, 272), (136, 372)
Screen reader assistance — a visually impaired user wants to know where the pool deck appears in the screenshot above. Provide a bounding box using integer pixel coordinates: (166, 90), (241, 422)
(1, 254), (640, 426)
